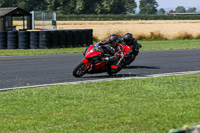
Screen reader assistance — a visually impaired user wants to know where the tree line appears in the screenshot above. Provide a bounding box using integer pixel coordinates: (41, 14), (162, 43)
(0, 0), (198, 15)
(0, 0), (137, 14)
(158, 6), (198, 15)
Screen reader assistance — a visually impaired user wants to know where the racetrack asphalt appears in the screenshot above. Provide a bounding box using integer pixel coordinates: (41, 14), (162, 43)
(0, 49), (200, 90)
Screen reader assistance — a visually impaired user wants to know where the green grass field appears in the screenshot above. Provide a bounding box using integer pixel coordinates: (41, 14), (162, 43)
(0, 39), (200, 56)
(0, 73), (200, 133)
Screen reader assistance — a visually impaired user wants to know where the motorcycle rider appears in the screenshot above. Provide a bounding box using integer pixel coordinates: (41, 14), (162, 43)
(98, 34), (125, 73)
(121, 33), (141, 65)
(123, 33), (140, 56)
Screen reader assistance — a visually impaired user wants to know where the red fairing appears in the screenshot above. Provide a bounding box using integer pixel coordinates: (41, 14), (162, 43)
(86, 51), (102, 59)
(83, 44), (105, 71)
(124, 45), (132, 55)
(82, 59), (89, 64)
(93, 61), (106, 71)
(85, 45), (103, 59)
(82, 59), (91, 70)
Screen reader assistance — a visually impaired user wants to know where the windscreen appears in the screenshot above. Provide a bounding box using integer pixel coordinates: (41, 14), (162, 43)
(92, 43), (103, 51)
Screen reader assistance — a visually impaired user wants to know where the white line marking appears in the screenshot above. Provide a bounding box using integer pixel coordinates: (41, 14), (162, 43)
(1, 70), (200, 92)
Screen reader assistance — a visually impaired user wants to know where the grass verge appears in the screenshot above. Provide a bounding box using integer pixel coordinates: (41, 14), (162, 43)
(0, 47), (85, 56)
(0, 73), (200, 133)
(140, 39), (200, 51)
(0, 39), (200, 56)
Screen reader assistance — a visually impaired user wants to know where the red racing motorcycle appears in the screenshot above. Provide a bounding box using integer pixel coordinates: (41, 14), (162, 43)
(73, 43), (140, 77)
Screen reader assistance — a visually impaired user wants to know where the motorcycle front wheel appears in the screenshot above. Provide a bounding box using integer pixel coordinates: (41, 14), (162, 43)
(73, 62), (87, 77)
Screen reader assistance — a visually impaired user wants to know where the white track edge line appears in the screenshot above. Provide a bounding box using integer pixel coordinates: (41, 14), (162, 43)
(1, 70), (200, 92)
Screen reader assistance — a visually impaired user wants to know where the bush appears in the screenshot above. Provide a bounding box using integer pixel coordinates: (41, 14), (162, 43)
(173, 32), (193, 40)
(57, 14), (200, 21)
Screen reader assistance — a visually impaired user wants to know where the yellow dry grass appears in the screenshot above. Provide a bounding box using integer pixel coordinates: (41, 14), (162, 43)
(14, 20), (200, 40)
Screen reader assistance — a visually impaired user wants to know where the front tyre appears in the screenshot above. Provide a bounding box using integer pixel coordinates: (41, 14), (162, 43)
(73, 62), (87, 77)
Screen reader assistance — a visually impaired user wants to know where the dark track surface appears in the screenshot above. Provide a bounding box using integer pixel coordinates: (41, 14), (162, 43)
(0, 49), (200, 89)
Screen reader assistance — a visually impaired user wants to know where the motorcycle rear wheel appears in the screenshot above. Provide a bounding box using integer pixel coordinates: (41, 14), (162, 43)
(73, 62), (87, 77)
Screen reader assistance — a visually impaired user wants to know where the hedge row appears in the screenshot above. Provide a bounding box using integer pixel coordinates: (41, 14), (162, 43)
(57, 14), (200, 21)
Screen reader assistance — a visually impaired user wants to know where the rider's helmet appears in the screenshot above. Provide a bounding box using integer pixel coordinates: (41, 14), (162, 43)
(124, 33), (133, 45)
(109, 34), (119, 47)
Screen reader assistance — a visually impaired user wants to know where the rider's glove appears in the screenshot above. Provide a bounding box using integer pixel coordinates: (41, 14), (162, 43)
(103, 57), (109, 62)
(98, 41), (105, 46)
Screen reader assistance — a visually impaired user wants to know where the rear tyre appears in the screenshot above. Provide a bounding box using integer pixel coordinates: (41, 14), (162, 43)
(73, 62), (87, 77)
(107, 69), (113, 76)
(124, 55), (136, 66)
